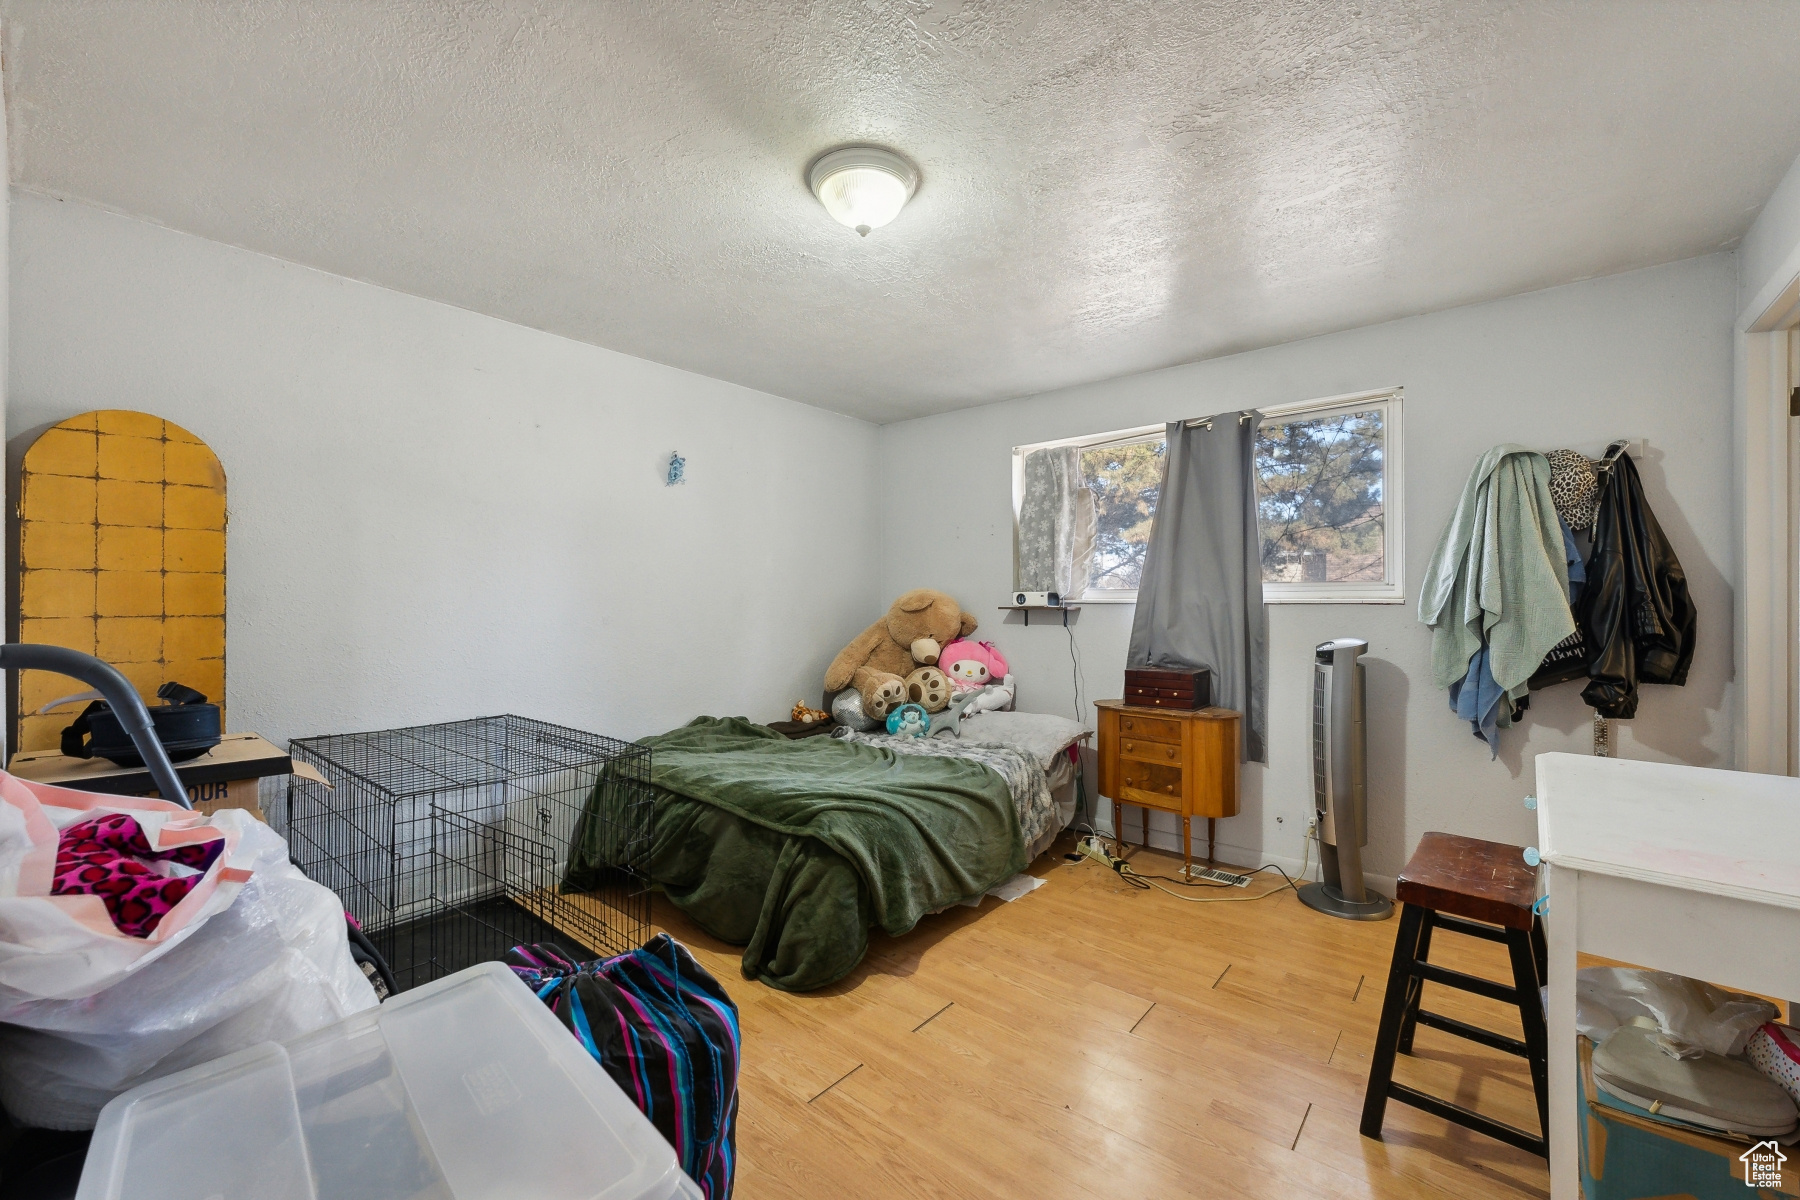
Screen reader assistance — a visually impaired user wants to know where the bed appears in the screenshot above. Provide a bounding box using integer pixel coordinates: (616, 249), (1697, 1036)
(561, 712), (1087, 992)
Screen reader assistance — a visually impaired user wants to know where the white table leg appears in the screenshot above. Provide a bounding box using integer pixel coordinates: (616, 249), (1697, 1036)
(1546, 863), (1580, 1199)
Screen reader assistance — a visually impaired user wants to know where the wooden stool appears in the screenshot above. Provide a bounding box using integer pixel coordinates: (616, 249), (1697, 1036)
(1360, 832), (1550, 1158)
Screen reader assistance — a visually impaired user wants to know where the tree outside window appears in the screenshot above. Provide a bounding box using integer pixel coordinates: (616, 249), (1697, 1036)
(1255, 408), (1385, 584)
(1079, 437), (1165, 591)
(1014, 393), (1400, 604)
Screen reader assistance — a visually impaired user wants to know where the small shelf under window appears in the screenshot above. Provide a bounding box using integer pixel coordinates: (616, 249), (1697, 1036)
(998, 604), (1080, 627)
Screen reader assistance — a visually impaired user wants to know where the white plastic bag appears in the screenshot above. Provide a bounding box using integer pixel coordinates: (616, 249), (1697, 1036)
(1574, 966), (1777, 1058)
(0, 771), (376, 1128)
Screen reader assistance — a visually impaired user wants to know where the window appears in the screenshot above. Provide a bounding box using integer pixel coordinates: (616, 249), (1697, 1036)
(1012, 388), (1402, 605)
(1256, 390), (1404, 603)
(1079, 432), (1166, 594)
(1013, 425), (1164, 602)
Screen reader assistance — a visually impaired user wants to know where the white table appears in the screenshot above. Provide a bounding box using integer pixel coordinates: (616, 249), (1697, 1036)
(1536, 752), (1800, 1199)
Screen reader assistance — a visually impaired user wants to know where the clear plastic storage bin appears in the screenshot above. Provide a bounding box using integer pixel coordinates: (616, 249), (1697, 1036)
(75, 962), (703, 1200)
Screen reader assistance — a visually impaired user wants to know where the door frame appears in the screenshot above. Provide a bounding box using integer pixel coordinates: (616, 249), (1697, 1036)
(1736, 263), (1800, 776)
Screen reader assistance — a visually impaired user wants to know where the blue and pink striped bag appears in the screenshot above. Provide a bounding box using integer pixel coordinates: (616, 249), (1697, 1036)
(506, 936), (740, 1200)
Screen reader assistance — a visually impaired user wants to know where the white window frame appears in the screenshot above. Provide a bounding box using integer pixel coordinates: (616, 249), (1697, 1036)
(1010, 386), (1404, 606)
(1257, 387), (1405, 605)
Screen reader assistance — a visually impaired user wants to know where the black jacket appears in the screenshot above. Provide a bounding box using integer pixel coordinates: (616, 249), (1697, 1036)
(1575, 451), (1695, 718)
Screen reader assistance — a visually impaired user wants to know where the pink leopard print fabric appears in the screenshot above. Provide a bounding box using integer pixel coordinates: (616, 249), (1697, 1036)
(52, 813), (224, 938)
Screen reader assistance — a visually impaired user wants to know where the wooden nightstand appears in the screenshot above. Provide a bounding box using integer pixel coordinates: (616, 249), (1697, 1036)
(1094, 699), (1241, 874)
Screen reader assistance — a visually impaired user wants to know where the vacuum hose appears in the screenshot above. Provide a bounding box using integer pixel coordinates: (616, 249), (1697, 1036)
(0, 644), (191, 808)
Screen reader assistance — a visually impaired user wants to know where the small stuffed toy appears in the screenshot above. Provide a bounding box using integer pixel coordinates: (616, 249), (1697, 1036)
(940, 639), (1009, 694)
(791, 701), (832, 725)
(885, 703), (931, 738)
(928, 691), (980, 738)
(964, 674), (1016, 716)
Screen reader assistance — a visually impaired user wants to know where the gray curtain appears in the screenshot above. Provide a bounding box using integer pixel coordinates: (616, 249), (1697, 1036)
(1016, 447), (1096, 599)
(1127, 417), (1267, 762)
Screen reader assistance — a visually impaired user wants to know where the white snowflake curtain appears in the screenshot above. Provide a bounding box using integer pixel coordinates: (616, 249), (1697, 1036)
(1016, 446), (1095, 599)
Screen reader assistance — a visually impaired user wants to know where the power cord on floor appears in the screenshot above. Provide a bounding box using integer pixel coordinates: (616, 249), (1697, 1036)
(1073, 835), (1302, 903)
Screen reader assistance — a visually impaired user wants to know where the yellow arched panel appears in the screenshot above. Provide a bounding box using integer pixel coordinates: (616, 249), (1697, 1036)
(16, 410), (226, 752)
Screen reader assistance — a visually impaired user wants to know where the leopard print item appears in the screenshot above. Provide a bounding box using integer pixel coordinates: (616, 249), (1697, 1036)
(52, 813), (223, 938)
(1546, 448), (1600, 531)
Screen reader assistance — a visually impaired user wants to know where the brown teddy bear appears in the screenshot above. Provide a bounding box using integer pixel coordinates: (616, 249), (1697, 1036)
(825, 589), (977, 719)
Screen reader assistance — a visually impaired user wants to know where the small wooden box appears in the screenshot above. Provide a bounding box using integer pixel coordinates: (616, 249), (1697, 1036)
(1123, 667), (1212, 710)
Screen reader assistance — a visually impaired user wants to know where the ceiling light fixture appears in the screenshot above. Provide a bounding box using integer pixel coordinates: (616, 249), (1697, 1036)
(808, 145), (919, 237)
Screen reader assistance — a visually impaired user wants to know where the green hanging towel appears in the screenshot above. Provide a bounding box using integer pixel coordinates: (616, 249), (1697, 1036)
(1418, 444), (1574, 693)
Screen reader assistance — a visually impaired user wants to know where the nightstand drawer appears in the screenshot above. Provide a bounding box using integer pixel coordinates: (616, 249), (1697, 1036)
(1120, 760), (1181, 808)
(1120, 785), (1183, 813)
(1118, 714), (1181, 744)
(1120, 738), (1182, 766)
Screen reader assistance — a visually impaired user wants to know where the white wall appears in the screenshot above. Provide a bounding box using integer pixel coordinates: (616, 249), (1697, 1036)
(8, 191), (881, 745)
(879, 254), (1738, 884)
(1740, 149), (1800, 321)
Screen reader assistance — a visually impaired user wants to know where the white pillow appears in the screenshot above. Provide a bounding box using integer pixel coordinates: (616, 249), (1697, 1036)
(954, 710), (1089, 770)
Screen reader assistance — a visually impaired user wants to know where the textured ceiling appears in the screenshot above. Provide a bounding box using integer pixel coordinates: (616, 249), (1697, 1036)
(7, 2), (1800, 423)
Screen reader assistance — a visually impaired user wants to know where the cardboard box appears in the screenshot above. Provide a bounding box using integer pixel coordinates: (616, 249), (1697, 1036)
(6, 732), (319, 822)
(180, 775), (263, 817)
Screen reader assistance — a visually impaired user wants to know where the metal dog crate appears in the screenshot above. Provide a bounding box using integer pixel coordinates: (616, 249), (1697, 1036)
(284, 715), (652, 991)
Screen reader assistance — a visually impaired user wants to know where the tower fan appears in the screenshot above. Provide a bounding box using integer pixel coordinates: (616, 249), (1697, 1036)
(1298, 638), (1393, 921)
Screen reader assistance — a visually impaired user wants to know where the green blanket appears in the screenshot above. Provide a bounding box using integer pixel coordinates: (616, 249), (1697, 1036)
(564, 717), (1023, 992)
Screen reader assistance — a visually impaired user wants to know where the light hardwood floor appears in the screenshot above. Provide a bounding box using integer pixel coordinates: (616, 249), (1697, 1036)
(649, 836), (1552, 1200)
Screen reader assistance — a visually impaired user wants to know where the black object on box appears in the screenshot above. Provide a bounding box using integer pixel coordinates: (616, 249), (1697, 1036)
(1124, 667), (1212, 710)
(61, 682), (222, 766)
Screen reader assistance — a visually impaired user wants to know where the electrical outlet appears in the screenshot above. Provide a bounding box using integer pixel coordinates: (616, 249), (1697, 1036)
(1307, 816), (1318, 838)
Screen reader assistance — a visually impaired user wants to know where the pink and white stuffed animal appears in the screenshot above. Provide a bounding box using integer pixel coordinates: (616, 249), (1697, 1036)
(941, 639), (1014, 715)
(940, 639), (1008, 694)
